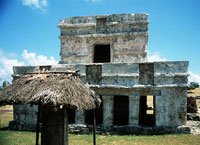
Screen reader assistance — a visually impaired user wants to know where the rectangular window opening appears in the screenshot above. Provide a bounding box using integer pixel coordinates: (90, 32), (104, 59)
(93, 44), (110, 63)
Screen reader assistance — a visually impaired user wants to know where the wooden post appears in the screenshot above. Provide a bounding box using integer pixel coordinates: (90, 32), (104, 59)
(93, 109), (96, 145)
(0, 114), (1, 128)
(41, 106), (67, 145)
(36, 104), (41, 145)
(63, 107), (68, 145)
(0, 113), (1, 128)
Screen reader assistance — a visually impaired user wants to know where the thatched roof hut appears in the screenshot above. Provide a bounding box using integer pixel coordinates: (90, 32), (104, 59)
(0, 70), (100, 109)
(0, 70), (101, 145)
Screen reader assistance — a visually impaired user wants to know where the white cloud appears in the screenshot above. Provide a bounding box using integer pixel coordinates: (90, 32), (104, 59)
(188, 71), (200, 84)
(147, 52), (167, 62)
(0, 49), (58, 85)
(0, 52), (24, 85)
(22, 0), (47, 10)
(84, 0), (102, 3)
(22, 50), (57, 65)
(148, 52), (200, 84)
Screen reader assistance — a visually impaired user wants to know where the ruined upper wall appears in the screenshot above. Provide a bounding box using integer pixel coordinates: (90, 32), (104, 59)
(58, 13), (149, 36)
(13, 61), (188, 90)
(58, 13), (149, 64)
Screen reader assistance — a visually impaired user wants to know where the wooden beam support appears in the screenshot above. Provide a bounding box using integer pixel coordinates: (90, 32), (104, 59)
(93, 109), (96, 145)
(36, 104), (41, 145)
(63, 107), (68, 145)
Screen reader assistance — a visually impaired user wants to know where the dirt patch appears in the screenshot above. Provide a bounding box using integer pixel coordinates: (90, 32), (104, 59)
(0, 105), (13, 114)
(0, 110), (13, 114)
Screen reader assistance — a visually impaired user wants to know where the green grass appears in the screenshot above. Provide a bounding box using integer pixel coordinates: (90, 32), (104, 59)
(0, 112), (13, 128)
(0, 105), (13, 128)
(0, 106), (200, 145)
(0, 131), (37, 145)
(0, 131), (200, 145)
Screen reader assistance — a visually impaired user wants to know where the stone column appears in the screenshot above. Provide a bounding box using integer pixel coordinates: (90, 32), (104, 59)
(129, 96), (140, 126)
(75, 110), (85, 124)
(102, 95), (114, 126)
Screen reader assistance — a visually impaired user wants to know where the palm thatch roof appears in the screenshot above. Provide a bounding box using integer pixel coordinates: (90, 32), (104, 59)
(0, 70), (101, 110)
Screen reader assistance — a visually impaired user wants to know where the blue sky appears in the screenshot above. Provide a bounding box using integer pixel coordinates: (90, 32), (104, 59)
(0, 0), (200, 84)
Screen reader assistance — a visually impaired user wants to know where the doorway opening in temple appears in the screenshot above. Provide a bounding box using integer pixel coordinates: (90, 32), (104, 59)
(85, 96), (103, 125)
(93, 44), (110, 63)
(139, 95), (155, 126)
(114, 95), (129, 125)
(67, 108), (75, 123)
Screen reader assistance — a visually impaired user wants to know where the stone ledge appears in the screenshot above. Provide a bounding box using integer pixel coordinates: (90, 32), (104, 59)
(58, 20), (149, 29)
(59, 32), (148, 39)
(89, 84), (188, 89)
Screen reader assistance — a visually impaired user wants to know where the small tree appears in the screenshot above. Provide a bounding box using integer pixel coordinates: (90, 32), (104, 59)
(187, 82), (199, 90)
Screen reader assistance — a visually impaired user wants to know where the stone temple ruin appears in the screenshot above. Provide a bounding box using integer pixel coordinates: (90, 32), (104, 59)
(10, 13), (189, 134)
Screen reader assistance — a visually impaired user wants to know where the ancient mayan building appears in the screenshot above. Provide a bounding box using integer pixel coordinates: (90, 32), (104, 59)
(10, 13), (189, 133)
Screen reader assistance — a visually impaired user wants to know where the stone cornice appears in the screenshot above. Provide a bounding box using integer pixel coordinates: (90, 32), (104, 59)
(59, 32), (148, 39)
(58, 20), (149, 29)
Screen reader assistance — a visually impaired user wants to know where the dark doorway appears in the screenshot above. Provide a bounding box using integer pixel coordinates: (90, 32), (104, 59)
(139, 95), (155, 126)
(85, 110), (93, 125)
(114, 96), (129, 125)
(67, 108), (75, 124)
(85, 96), (103, 125)
(93, 45), (110, 63)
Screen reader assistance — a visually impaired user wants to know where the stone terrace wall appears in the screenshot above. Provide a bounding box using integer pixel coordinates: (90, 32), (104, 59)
(13, 61), (188, 89)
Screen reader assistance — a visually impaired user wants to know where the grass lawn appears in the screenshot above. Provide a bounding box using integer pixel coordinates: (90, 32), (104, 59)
(0, 99), (200, 145)
(0, 131), (200, 145)
(0, 106), (13, 128)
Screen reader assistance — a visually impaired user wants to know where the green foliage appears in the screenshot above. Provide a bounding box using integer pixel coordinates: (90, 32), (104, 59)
(188, 82), (199, 90)
(0, 86), (2, 92)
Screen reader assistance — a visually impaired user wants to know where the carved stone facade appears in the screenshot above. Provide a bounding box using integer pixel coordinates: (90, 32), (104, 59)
(58, 13), (148, 64)
(10, 14), (189, 134)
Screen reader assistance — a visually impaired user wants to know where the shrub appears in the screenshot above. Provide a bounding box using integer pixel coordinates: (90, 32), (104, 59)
(187, 96), (198, 113)
(187, 82), (199, 90)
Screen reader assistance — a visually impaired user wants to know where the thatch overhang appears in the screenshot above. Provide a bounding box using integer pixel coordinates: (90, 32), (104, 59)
(0, 70), (101, 110)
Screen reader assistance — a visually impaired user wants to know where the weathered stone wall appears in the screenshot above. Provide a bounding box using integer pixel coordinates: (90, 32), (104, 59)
(156, 88), (187, 126)
(9, 104), (38, 131)
(58, 14), (149, 64)
(59, 35), (148, 64)
(58, 14), (148, 35)
(11, 61), (189, 130)
(13, 61), (188, 89)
